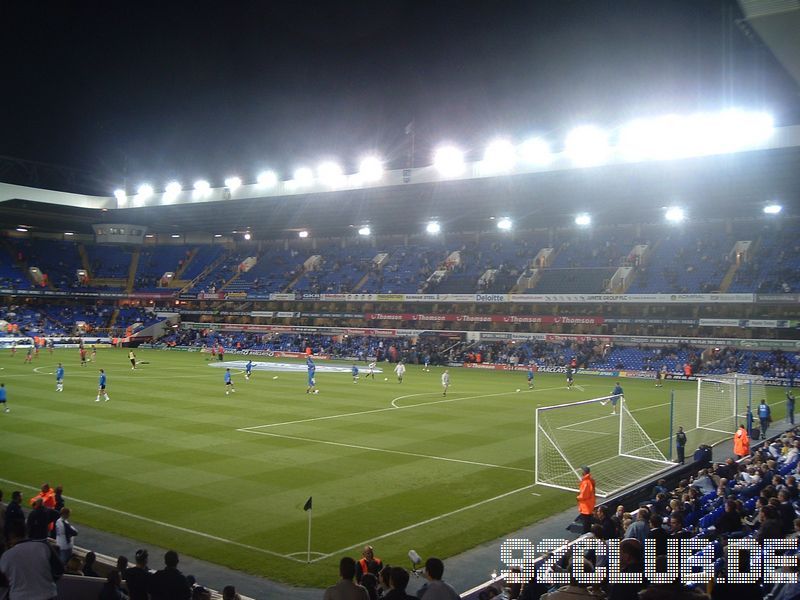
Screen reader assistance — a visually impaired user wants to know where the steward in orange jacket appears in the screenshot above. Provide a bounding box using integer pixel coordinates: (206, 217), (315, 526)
(576, 466), (596, 534)
(734, 425), (750, 458)
(30, 483), (56, 509)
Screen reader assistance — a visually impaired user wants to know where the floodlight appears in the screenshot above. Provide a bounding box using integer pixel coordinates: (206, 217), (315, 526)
(164, 181), (182, 196)
(575, 213), (592, 226)
(497, 217), (512, 231)
(318, 162), (344, 187)
(482, 139), (516, 173)
(224, 176), (242, 191)
(193, 180), (211, 196)
(243, 232), (251, 241)
(433, 145), (465, 177)
(257, 170), (278, 187)
(293, 167), (314, 186)
(214, 234), (223, 238)
(426, 221), (441, 234)
(665, 206), (685, 223)
(16, 227), (28, 233)
(64, 232), (74, 236)
(358, 225), (371, 236)
(763, 204), (782, 215)
(564, 126), (609, 166)
(114, 189), (127, 203)
(298, 230), (309, 238)
(519, 137), (552, 166)
(171, 234), (181, 239)
(358, 156), (384, 182)
(137, 184), (154, 199)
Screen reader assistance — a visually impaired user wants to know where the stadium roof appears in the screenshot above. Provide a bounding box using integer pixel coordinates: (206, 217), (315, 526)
(739, 0), (800, 88)
(2, 131), (799, 238)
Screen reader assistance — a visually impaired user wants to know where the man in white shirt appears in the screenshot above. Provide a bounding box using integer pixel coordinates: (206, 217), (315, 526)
(55, 507), (77, 564)
(441, 370), (450, 397)
(394, 361), (405, 384)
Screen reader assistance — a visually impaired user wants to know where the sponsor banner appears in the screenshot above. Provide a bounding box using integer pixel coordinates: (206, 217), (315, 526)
(746, 319), (779, 328)
(197, 292), (225, 300)
(319, 293), (347, 301)
(301, 293), (320, 300)
(269, 293), (296, 301)
(224, 292), (248, 300)
(438, 294), (480, 302)
(699, 318), (742, 327)
(365, 313), (605, 325)
(376, 294), (405, 301)
(756, 293), (800, 304)
(509, 293), (755, 304)
(476, 293), (509, 303)
(403, 294), (439, 302)
(250, 311), (275, 317)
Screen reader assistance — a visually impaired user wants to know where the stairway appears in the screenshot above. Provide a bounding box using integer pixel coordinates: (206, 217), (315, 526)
(125, 249), (140, 294)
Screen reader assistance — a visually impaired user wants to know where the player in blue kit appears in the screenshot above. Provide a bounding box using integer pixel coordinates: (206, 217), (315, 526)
(0, 383), (8, 413)
(56, 363), (65, 392)
(225, 368), (236, 395)
(306, 356), (318, 394)
(352, 364), (359, 383)
(245, 360), (253, 381)
(95, 369), (109, 402)
(527, 365), (535, 389)
(610, 382), (624, 414)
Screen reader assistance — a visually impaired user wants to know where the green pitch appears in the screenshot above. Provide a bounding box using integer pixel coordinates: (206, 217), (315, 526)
(0, 349), (786, 588)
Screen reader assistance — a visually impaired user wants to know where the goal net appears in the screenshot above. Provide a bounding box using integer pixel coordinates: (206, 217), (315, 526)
(535, 395), (672, 497)
(696, 374), (766, 435)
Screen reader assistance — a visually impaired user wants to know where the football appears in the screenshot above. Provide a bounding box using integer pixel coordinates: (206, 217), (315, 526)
(272, 376), (278, 379)
(516, 389), (521, 393)
(313, 389), (319, 394)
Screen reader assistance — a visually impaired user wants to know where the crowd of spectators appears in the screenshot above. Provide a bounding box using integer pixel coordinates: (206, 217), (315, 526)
(0, 484), (243, 599)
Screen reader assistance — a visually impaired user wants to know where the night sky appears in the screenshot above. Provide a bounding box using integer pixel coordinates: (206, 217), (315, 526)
(1, 0), (798, 193)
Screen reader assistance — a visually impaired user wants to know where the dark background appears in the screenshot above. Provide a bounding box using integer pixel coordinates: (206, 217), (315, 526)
(1, 0), (798, 194)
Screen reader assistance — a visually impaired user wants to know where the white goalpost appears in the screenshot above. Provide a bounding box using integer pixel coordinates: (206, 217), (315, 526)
(695, 373), (767, 435)
(535, 395), (672, 497)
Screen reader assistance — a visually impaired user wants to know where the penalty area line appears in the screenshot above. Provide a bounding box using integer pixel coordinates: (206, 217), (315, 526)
(238, 429), (533, 473)
(0, 477), (305, 563)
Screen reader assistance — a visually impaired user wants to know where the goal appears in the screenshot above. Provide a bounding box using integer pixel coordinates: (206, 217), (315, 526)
(535, 395), (672, 497)
(695, 374), (766, 435)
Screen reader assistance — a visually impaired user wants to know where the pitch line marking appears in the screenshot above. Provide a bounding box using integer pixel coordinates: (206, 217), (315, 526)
(555, 401), (672, 431)
(238, 429), (533, 473)
(240, 385), (571, 432)
(310, 483), (538, 562)
(557, 427), (614, 436)
(0, 477), (305, 563)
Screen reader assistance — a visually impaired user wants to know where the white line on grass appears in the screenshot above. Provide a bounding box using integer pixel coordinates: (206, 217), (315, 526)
(240, 385), (570, 432)
(310, 483), (538, 562)
(238, 429), (533, 473)
(0, 477), (306, 563)
(557, 427), (614, 436)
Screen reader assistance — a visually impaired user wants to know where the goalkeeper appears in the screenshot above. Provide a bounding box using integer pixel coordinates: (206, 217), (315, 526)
(609, 382), (624, 415)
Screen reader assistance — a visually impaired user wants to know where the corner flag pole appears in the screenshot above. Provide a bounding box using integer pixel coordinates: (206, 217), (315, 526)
(304, 496), (313, 563)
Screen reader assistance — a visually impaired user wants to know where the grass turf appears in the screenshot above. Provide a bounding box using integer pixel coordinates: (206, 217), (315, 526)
(0, 348), (787, 588)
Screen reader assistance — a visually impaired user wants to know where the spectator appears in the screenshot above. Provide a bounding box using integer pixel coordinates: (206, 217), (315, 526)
(3, 491), (25, 540)
(361, 573), (378, 600)
(647, 513), (668, 557)
(222, 585), (241, 600)
(124, 548), (151, 600)
(98, 569), (129, 600)
(65, 554), (84, 575)
(715, 500), (742, 535)
(607, 538), (644, 600)
(55, 507), (78, 564)
(576, 466), (596, 534)
(386, 566), (418, 600)
(27, 497), (51, 540)
(624, 508), (650, 546)
(84, 551), (101, 578)
(323, 556), (369, 600)
(417, 557), (459, 600)
(149, 550), (191, 600)
(0, 518), (62, 599)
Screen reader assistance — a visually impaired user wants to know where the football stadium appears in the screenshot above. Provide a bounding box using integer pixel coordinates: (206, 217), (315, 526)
(1, 2), (800, 599)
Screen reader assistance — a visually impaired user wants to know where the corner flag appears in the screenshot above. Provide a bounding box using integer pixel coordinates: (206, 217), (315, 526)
(304, 496), (313, 563)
